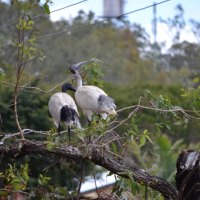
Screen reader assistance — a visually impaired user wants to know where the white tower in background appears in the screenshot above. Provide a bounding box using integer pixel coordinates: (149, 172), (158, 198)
(103, 0), (124, 18)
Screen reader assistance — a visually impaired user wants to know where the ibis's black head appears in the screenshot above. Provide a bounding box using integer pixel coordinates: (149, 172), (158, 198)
(62, 83), (76, 93)
(70, 68), (76, 74)
(69, 60), (92, 74)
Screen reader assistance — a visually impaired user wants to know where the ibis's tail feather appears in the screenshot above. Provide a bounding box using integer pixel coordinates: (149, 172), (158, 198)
(61, 105), (81, 128)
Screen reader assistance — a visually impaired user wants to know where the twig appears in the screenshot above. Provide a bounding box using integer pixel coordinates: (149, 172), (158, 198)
(1, 79), (71, 94)
(1, 129), (52, 142)
(43, 160), (60, 172)
(145, 185), (149, 200)
(97, 134), (124, 147)
(109, 102), (200, 132)
(108, 107), (141, 132)
(116, 97), (143, 113)
(93, 165), (101, 198)
(76, 160), (84, 200)
(117, 105), (138, 113)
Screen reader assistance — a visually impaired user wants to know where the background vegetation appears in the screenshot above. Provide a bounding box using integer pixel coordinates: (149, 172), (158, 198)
(0, 0), (200, 199)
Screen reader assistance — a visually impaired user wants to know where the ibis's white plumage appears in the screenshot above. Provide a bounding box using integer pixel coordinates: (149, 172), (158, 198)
(48, 92), (80, 128)
(73, 72), (117, 121)
(48, 83), (81, 136)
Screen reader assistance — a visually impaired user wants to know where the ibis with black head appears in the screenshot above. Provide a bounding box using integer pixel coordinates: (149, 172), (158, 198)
(48, 83), (81, 140)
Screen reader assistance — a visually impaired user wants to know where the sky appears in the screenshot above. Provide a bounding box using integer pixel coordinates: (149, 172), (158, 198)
(80, 171), (116, 193)
(1, 0), (200, 47)
(44, 0), (200, 48)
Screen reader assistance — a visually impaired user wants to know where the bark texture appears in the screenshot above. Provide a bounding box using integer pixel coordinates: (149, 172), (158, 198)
(0, 139), (178, 199)
(176, 150), (200, 200)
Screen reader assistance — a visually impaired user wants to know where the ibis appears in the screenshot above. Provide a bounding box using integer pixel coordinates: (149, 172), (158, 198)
(69, 61), (117, 123)
(48, 83), (81, 140)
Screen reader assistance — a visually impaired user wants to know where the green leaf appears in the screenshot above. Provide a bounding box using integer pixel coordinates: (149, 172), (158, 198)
(193, 77), (199, 83)
(43, 3), (50, 14)
(145, 135), (153, 144)
(132, 124), (139, 133)
(45, 141), (56, 150)
(143, 129), (148, 135)
(38, 174), (51, 186)
(111, 143), (117, 153)
(165, 124), (171, 130)
(139, 135), (146, 147)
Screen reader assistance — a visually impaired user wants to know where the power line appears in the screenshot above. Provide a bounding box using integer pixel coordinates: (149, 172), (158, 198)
(39, 0), (171, 39)
(51, 0), (87, 14)
(32, 0), (88, 19)
(0, 0), (88, 29)
(38, 19), (107, 39)
(119, 0), (170, 18)
(0, 0), (171, 46)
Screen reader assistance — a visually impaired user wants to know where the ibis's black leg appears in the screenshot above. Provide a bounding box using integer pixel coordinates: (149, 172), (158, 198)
(68, 126), (71, 142)
(87, 118), (91, 126)
(0, 112), (2, 130)
(86, 118), (92, 142)
(97, 114), (101, 122)
(58, 124), (62, 135)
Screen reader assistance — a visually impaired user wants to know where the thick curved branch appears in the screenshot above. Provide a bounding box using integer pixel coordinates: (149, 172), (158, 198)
(0, 139), (177, 199)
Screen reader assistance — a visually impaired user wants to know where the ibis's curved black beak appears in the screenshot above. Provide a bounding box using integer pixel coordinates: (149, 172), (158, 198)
(69, 59), (103, 74)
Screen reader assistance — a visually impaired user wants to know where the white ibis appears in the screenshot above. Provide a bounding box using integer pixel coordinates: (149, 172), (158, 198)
(48, 83), (81, 140)
(69, 61), (117, 123)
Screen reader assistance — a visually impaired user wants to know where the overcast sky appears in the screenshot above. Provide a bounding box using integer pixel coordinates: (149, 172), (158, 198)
(44, 0), (199, 47)
(1, 0), (199, 47)
(47, 0), (199, 21)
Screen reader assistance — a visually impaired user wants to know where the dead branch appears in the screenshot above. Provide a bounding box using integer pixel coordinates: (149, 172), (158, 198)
(1, 78), (71, 94)
(0, 129), (70, 142)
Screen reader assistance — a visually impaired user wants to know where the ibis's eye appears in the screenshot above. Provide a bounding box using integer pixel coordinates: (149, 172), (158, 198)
(71, 69), (76, 74)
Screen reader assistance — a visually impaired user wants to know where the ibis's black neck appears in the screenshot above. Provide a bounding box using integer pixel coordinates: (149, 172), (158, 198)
(62, 83), (76, 93)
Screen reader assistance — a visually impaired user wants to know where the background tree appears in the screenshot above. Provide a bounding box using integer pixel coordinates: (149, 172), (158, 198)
(0, 1), (200, 199)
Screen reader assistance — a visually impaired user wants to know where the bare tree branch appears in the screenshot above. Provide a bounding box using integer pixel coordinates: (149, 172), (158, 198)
(0, 129), (70, 142)
(1, 79), (71, 94)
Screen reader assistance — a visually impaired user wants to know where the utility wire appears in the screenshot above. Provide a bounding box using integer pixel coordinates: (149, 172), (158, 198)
(120, 0), (170, 18)
(38, 19), (107, 39)
(39, 0), (171, 39)
(0, 0), (170, 47)
(32, 0), (88, 19)
(0, 0), (88, 29)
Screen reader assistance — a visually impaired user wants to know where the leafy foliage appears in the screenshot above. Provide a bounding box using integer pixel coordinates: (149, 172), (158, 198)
(0, 1), (200, 199)
(3, 164), (29, 191)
